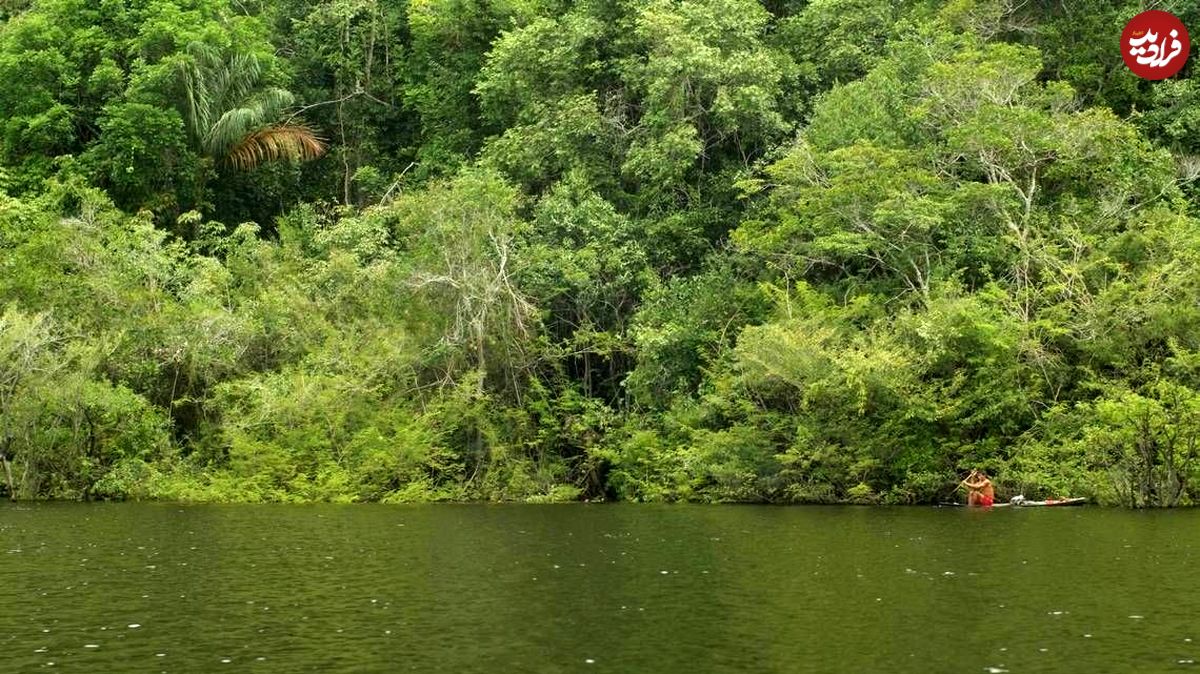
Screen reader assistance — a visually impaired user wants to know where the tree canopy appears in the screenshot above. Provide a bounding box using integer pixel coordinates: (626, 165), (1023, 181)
(1, 0), (1199, 505)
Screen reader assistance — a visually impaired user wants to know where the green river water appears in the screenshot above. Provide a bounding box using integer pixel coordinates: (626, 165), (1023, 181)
(2, 503), (1199, 673)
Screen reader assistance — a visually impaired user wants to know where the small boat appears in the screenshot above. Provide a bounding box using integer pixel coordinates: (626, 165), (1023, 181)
(939, 496), (1087, 508)
(1004, 496), (1086, 507)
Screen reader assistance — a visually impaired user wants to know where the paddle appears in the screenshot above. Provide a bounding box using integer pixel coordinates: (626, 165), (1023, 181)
(940, 470), (977, 505)
(955, 470), (986, 505)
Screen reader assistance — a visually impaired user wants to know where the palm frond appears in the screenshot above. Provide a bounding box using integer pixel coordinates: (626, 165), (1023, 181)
(179, 42), (276, 149)
(225, 51), (263, 105)
(178, 42), (324, 170)
(225, 124), (327, 170)
(180, 43), (224, 140)
(204, 88), (295, 157)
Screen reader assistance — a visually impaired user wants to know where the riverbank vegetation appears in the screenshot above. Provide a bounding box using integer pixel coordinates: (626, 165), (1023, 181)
(2, 0), (1199, 505)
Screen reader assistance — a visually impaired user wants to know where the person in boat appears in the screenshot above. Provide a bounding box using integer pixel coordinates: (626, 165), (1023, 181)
(961, 470), (995, 507)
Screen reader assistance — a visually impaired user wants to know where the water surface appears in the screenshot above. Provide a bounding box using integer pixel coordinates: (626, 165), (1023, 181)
(2, 503), (1198, 672)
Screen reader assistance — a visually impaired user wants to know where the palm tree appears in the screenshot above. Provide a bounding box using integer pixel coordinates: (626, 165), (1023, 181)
(178, 43), (326, 170)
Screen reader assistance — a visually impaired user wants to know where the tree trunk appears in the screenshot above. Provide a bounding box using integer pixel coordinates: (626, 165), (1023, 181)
(0, 451), (14, 501)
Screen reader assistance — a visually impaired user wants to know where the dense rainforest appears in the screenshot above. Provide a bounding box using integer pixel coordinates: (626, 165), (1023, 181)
(1, 0), (1199, 506)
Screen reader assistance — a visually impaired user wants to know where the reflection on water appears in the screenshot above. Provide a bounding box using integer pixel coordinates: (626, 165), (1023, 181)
(1, 503), (1198, 673)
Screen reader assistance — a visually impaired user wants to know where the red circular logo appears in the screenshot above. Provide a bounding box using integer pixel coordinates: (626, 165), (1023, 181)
(1122, 10), (1190, 80)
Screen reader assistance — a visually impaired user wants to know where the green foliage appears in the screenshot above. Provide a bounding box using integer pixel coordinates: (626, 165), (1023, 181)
(773, 0), (904, 110)
(82, 102), (200, 212)
(3, 0), (1200, 506)
(476, 0), (794, 217)
(0, 305), (171, 499)
(0, 0), (278, 210)
(404, 0), (538, 176)
(627, 264), (769, 408)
